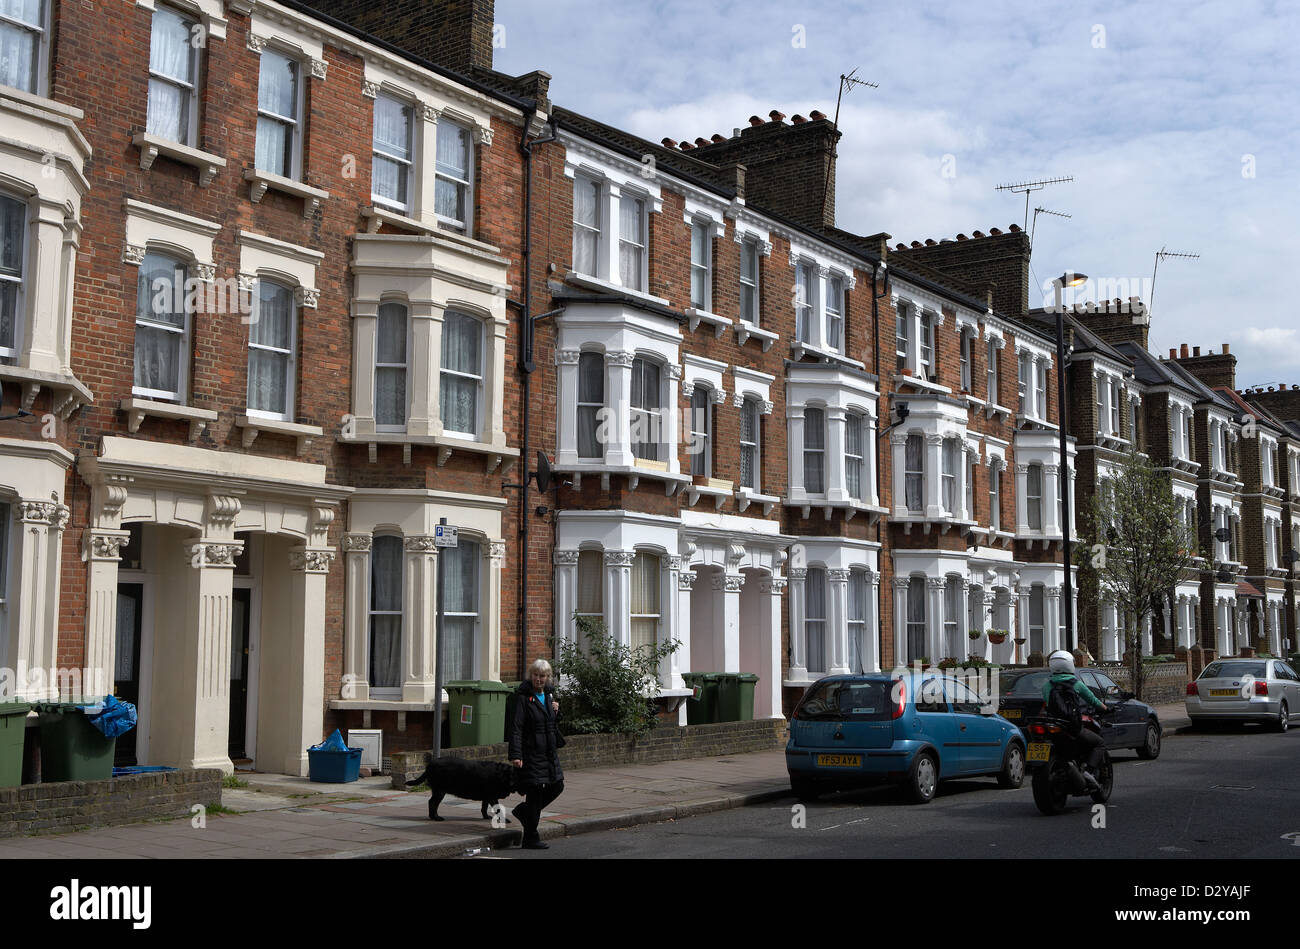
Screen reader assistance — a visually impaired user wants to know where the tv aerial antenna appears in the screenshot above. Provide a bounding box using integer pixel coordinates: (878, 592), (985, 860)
(995, 176), (1074, 233)
(823, 68), (879, 225)
(1030, 207), (1071, 247)
(1148, 247), (1200, 320)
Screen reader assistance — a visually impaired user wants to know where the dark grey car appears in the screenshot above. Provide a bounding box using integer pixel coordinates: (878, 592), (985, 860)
(997, 668), (1162, 759)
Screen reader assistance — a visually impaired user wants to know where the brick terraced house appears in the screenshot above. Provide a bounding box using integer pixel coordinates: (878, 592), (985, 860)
(6, 0), (1278, 777)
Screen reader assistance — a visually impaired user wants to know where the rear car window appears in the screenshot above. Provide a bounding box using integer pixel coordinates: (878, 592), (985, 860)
(1201, 661), (1267, 679)
(797, 680), (895, 721)
(1001, 671), (1050, 696)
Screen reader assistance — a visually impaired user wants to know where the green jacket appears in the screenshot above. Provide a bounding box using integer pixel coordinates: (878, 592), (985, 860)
(1042, 672), (1107, 712)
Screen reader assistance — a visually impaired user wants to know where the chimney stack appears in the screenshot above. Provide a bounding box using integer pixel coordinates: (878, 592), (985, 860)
(308, 0), (497, 74)
(1181, 343), (1190, 358)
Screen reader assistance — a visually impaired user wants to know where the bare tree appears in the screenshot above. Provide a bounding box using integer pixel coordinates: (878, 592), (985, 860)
(1081, 450), (1196, 699)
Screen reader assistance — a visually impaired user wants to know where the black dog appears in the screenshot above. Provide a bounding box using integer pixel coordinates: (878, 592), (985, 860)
(405, 755), (518, 822)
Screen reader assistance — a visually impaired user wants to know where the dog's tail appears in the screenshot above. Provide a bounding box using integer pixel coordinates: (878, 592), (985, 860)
(405, 752), (433, 787)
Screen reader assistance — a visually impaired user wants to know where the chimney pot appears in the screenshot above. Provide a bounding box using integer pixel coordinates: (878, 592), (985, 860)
(1181, 344), (1190, 358)
(661, 138), (677, 148)
(956, 233), (968, 241)
(910, 241), (922, 248)
(791, 114), (807, 124)
(749, 115), (764, 127)
(1193, 346), (1201, 356)
(925, 239), (937, 246)
(895, 243), (907, 251)
(733, 128), (741, 138)
(679, 141), (694, 150)
(1169, 349), (1177, 359)
(810, 110), (827, 121)
(695, 137), (709, 147)
(972, 230), (985, 238)
(1268, 386), (1275, 392)
(990, 227), (1003, 235)
(1009, 224), (1021, 232)
(1223, 343), (1230, 354)
(1282, 383), (1289, 390)
(711, 134), (726, 143)
(768, 110), (786, 122)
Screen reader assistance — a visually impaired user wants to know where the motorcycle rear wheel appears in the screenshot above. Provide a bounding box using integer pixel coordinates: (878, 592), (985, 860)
(1031, 759), (1068, 815)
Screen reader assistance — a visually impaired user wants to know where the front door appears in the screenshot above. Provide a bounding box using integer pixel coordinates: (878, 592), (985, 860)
(229, 587), (252, 761)
(113, 583), (144, 767)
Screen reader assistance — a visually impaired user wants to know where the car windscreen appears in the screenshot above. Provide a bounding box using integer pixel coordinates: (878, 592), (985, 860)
(1000, 670), (1050, 696)
(797, 680), (895, 721)
(1201, 661), (1267, 679)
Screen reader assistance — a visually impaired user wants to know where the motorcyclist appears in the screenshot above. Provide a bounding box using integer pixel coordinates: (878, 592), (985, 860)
(1042, 650), (1111, 792)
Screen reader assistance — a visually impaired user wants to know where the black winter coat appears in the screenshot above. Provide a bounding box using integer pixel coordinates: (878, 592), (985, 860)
(507, 682), (564, 787)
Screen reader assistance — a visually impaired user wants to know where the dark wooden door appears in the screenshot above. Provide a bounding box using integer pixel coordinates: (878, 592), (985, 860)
(113, 583), (144, 766)
(229, 587), (252, 760)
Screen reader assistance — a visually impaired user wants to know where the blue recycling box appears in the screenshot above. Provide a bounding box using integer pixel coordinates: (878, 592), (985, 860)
(307, 747), (363, 783)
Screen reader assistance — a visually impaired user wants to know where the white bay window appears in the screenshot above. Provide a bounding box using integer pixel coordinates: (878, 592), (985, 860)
(440, 311), (484, 438)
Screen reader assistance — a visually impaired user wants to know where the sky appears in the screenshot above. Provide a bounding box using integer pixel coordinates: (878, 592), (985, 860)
(494, 0), (1300, 389)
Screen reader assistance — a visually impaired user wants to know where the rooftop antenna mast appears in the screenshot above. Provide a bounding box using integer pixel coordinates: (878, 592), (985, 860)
(1148, 247), (1200, 321)
(1030, 206), (1071, 248)
(823, 68), (878, 225)
(995, 176), (1074, 234)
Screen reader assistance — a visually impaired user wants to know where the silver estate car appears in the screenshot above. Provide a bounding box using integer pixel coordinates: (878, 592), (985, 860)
(1185, 659), (1300, 732)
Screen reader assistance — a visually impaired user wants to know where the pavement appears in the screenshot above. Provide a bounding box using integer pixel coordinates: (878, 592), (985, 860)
(0, 702), (1193, 859)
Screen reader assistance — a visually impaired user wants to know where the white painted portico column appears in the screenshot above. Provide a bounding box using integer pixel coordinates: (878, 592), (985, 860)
(890, 432), (908, 516)
(82, 527), (130, 697)
(606, 352), (635, 468)
(827, 568), (850, 674)
(1015, 464), (1030, 534)
(402, 536), (438, 703)
(280, 544), (336, 776)
(1044, 465), (1061, 535)
(409, 303), (445, 437)
(788, 568), (807, 679)
(892, 577), (910, 667)
(826, 408), (848, 503)
(676, 565), (695, 679)
(343, 534), (372, 700)
(554, 350), (581, 467)
(925, 434), (944, 518)
(866, 573), (881, 673)
(926, 577), (945, 661)
(663, 557), (684, 690)
(487, 541), (505, 682)
(553, 550), (579, 656)
(758, 575), (786, 717)
(1016, 586), (1031, 661)
(605, 550), (633, 648)
(9, 501), (68, 700)
(1045, 586), (1061, 653)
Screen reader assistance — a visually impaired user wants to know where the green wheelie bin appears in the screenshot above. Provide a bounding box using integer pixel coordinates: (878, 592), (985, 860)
(0, 703), (31, 788)
(684, 672), (722, 725)
(447, 680), (514, 748)
(716, 673), (759, 722)
(35, 700), (116, 782)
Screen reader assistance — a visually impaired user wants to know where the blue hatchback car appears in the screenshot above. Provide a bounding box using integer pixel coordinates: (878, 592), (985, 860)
(786, 671), (1027, 804)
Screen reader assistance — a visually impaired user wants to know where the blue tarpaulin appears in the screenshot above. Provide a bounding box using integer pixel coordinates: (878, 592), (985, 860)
(310, 729), (349, 752)
(84, 695), (137, 738)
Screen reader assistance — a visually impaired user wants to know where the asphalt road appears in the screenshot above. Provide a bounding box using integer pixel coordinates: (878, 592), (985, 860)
(490, 728), (1300, 859)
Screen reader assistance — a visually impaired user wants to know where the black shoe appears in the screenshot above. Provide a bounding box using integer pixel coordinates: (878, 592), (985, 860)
(522, 837), (550, 850)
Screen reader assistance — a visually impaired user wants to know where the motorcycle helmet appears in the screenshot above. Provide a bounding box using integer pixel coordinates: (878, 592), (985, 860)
(1048, 649), (1075, 674)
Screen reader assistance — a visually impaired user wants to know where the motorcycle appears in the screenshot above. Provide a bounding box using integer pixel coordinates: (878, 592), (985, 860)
(1025, 707), (1117, 815)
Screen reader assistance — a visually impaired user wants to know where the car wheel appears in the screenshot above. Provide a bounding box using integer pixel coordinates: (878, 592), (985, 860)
(904, 752), (938, 804)
(1136, 720), (1162, 760)
(997, 743), (1025, 788)
(1274, 702), (1290, 734)
(790, 775), (820, 801)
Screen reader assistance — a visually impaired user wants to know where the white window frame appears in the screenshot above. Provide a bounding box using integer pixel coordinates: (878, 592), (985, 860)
(0, 193), (27, 362)
(739, 236), (760, 325)
(630, 355), (662, 463)
(803, 406), (826, 495)
(371, 92), (415, 215)
(576, 350), (605, 461)
(572, 172), (603, 279)
(805, 566), (827, 675)
(795, 260), (815, 344)
(990, 464), (1001, 531)
(255, 45), (303, 180)
(1027, 463), (1043, 531)
(368, 533), (404, 698)
(0, 0), (49, 96)
(1018, 350), (1030, 415)
(147, 3), (201, 147)
(847, 569), (868, 674)
(825, 274), (844, 353)
(1109, 378), (1121, 436)
(246, 277), (297, 422)
(944, 577), (961, 655)
(740, 396), (761, 491)
(434, 117), (474, 235)
(985, 337), (998, 403)
(845, 411), (865, 501)
(919, 311), (934, 382)
(689, 219), (711, 311)
(441, 537), (482, 681)
(132, 250), (192, 403)
(574, 548), (603, 639)
(1035, 360), (1047, 420)
(941, 438), (958, 515)
(439, 310), (485, 439)
(689, 385), (712, 477)
(629, 550), (661, 653)
(374, 298), (409, 431)
(896, 308), (911, 374)
(959, 328), (973, 392)
(905, 431), (924, 514)
(618, 192), (647, 292)
(906, 576), (926, 662)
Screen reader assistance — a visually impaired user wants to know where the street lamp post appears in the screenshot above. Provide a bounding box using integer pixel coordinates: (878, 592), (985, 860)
(1052, 272), (1087, 652)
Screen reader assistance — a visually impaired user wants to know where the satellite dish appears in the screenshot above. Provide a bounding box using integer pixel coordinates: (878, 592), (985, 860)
(534, 451), (554, 493)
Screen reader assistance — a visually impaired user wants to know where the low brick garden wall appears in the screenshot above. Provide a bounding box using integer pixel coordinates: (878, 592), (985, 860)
(390, 717), (788, 788)
(0, 769), (223, 838)
(1096, 660), (1190, 706)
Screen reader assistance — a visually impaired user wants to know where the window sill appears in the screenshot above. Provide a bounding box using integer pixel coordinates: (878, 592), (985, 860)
(786, 496), (888, 523)
(685, 479), (734, 510)
(791, 341), (864, 369)
(735, 488), (780, 515)
(236, 414), (322, 455)
(362, 205), (432, 234)
(244, 169), (329, 218)
(891, 373), (950, 395)
(132, 132), (226, 187)
(0, 364), (92, 418)
(684, 307), (731, 338)
(120, 398), (217, 440)
(564, 271), (672, 308)
(889, 513), (977, 535)
(339, 430), (518, 472)
(553, 460), (690, 495)
(1096, 434), (1130, 451)
(735, 321), (778, 352)
(330, 697), (449, 712)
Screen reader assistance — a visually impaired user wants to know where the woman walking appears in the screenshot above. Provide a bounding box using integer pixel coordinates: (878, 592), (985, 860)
(508, 659), (564, 849)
